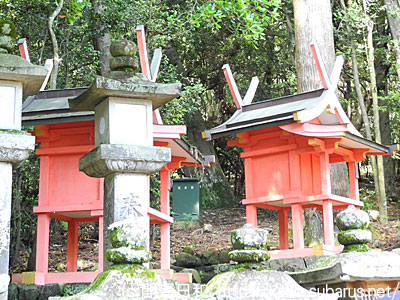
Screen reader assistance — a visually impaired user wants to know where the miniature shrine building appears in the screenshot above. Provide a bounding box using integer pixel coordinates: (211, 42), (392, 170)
(21, 87), (212, 285)
(204, 56), (398, 259)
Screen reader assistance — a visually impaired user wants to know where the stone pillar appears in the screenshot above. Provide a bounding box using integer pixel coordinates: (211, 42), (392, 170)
(69, 39), (181, 270)
(79, 144), (171, 269)
(0, 23), (47, 300)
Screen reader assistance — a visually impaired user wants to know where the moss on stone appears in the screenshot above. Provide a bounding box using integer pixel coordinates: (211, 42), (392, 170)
(87, 264), (156, 293)
(343, 243), (370, 253)
(229, 249), (270, 263)
(203, 249), (219, 265)
(338, 229), (372, 245)
(0, 20), (16, 37)
(202, 272), (231, 295)
(182, 246), (195, 255)
(0, 129), (30, 135)
(109, 227), (145, 249)
(231, 262), (271, 271)
(218, 249), (231, 264)
(105, 248), (151, 264)
(306, 255), (339, 270)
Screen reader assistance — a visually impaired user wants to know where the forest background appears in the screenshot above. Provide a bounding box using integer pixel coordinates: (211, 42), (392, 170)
(1, 0), (399, 272)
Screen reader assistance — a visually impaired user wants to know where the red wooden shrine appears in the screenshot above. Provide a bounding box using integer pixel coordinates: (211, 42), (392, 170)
(17, 26), (212, 285)
(204, 44), (398, 259)
(20, 89), (210, 285)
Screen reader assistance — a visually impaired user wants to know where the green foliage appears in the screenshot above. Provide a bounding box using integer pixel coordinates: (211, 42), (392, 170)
(359, 186), (376, 211)
(160, 83), (204, 125)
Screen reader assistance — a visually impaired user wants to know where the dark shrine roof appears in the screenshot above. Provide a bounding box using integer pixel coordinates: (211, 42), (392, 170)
(203, 89), (325, 140)
(21, 87), (212, 166)
(203, 88), (399, 155)
(22, 87), (92, 125)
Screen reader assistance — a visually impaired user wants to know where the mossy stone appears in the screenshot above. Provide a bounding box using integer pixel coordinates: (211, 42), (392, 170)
(182, 246), (195, 255)
(343, 243), (370, 253)
(0, 20), (16, 37)
(336, 205), (370, 230)
(181, 268), (201, 283)
(110, 40), (137, 57)
(87, 264), (156, 292)
(218, 249), (231, 263)
(228, 249), (270, 263)
(231, 224), (269, 250)
(175, 252), (203, 267)
(0, 20), (16, 53)
(8, 283), (18, 300)
(0, 35), (14, 52)
(105, 247), (151, 264)
(203, 249), (219, 265)
(110, 56), (139, 71)
(338, 229), (372, 245)
(108, 225), (146, 249)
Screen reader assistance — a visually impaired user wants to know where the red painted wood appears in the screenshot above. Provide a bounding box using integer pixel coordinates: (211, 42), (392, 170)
(44, 272), (100, 284)
(66, 220), (78, 272)
(36, 214), (50, 274)
(278, 209), (289, 250)
(148, 207), (173, 224)
(246, 205), (257, 227)
(269, 245), (344, 260)
(160, 223), (170, 269)
(229, 125), (370, 258)
(322, 200), (334, 246)
(348, 162), (359, 201)
(291, 203), (304, 249)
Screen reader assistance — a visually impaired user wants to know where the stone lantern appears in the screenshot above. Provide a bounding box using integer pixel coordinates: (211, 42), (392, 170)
(0, 21), (47, 300)
(69, 39), (181, 270)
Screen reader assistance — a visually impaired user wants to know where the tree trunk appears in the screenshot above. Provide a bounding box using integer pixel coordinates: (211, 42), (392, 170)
(339, 0), (380, 202)
(183, 112), (236, 208)
(384, 0), (400, 81)
(293, 0), (347, 245)
(366, 15), (388, 223)
(383, 0), (399, 198)
(91, 0), (111, 76)
(380, 102), (396, 198)
(48, 0), (64, 90)
(294, 0), (335, 92)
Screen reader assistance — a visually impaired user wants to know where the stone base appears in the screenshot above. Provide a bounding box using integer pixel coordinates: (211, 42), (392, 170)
(79, 144), (171, 177)
(0, 131), (35, 167)
(202, 270), (338, 300)
(49, 269), (187, 300)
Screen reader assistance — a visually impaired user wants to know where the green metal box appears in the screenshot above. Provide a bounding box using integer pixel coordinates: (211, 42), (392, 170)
(172, 178), (201, 221)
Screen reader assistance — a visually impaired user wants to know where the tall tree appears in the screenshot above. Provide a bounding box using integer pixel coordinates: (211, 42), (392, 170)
(384, 0), (400, 82)
(91, 0), (110, 76)
(293, 0), (349, 244)
(339, 0), (380, 205)
(364, 0), (388, 222)
(48, 0), (64, 89)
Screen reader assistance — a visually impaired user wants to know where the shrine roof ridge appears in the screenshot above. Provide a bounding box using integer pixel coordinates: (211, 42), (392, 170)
(241, 88), (324, 112)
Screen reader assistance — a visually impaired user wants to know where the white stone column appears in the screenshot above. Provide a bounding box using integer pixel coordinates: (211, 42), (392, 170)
(0, 50), (47, 299)
(69, 66), (180, 270)
(0, 162), (12, 289)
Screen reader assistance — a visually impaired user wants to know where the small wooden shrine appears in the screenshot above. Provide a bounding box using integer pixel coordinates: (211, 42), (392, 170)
(21, 88), (211, 284)
(203, 44), (398, 259)
(17, 26), (213, 285)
